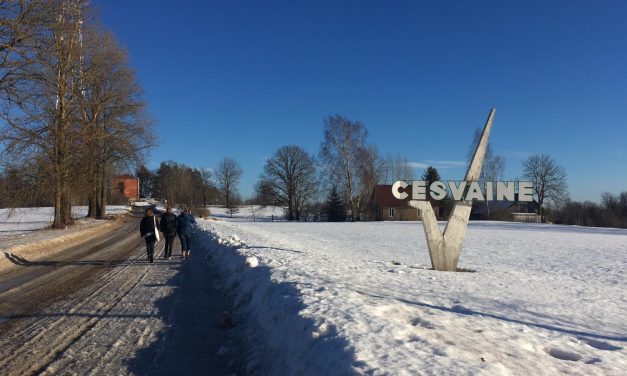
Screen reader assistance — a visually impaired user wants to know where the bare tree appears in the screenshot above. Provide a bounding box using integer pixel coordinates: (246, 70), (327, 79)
(0, 0), (88, 228)
(523, 153), (568, 222)
(379, 154), (415, 184)
(467, 128), (506, 182)
(260, 145), (317, 221)
(1, 1), (154, 224)
(198, 167), (215, 207)
(215, 157), (243, 209)
(0, 0), (48, 96)
(355, 144), (384, 220)
(467, 128), (506, 218)
(79, 26), (155, 218)
(320, 115), (369, 221)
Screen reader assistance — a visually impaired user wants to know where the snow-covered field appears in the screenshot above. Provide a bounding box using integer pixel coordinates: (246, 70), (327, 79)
(0, 206), (128, 236)
(208, 205), (285, 221)
(197, 218), (627, 375)
(0, 206), (129, 272)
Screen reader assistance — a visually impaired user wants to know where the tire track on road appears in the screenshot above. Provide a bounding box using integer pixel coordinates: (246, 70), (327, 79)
(0, 219), (164, 375)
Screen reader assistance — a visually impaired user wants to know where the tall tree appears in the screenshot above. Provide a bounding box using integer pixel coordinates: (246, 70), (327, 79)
(260, 145), (317, 221)
(216, 157), (243, 209)
(421, 166), (441, 185)
(421, 166), (441, 201)
(379, 154), (415, 184)
(325, 185), (345, 222)
(523, 153), (568, 223)
(319, 114), (368, 221)
(467, 128), (505, 218)
(467, 128), (506, 182)
(79, 26), (155, 218)
(1, 1), (154, 224)
(0, 0), (87, 227)
(0, 0), (47, 97)
(356, 144), (383, 220)
(151, 161), (214, 208)
(198, 167), (215, 207)
(136, 164), (154, 198)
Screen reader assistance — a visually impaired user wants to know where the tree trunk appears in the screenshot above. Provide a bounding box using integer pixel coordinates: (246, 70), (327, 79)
(61, 188), (72, 225)
(97, 166), (107, 219)
(87, 169), (98, 218)
(87, 194), (97, 218)
(53, 181), (63, 229)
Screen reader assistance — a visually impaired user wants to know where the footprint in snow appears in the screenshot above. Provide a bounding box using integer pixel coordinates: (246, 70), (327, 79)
(410, 317), (435, 330)
(546, 347), (582, 362)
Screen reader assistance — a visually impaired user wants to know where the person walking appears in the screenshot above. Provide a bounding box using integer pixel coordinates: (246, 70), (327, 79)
(159, 205), (178, 259)
(140, 207), (160, 263)
(177, 208), (196, 259)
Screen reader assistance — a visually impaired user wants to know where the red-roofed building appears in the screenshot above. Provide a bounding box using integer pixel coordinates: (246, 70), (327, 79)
(113, 174), (140, 201)
(372, 185), (440, 221)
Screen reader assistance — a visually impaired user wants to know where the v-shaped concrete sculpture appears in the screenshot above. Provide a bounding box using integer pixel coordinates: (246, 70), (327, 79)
(409, 108), (495, 271)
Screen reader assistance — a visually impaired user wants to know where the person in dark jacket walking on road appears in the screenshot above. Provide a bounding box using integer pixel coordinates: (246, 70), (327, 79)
(140, 207), (160, 263)
(159, 205), (177, 259)
(177, 208), (196, 259)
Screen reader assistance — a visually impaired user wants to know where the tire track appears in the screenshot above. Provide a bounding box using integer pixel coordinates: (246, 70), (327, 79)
(0, 220), (164, 375)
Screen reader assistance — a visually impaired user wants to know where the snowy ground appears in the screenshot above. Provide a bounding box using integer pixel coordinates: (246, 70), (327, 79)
(0, 223), (240, 375)
(0, 206), (128, 236)
(198, 219), (627, 375)
(0, 206), (129, 272)
(208, 205), (285, 221)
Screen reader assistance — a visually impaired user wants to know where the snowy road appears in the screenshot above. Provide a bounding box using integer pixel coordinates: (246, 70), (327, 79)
(0, 219), (240, 375)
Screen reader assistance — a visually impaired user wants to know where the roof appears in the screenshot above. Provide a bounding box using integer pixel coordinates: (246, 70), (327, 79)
(373, 185), (440, 209)
(116, 174), (138, 180)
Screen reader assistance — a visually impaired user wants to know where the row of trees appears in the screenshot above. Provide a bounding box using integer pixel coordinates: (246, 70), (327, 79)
(552, 192), (627, 228)
(135, 157), (244, 212)
(0, 1), (155, 227)
(254, 115), (422, 221)
(252, 115), (575, 225)
(136, 162), (217, 208)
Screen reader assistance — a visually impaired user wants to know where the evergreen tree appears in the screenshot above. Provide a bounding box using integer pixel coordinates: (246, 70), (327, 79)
(421, 166), (441, 200)
(326, 186), (346, 222)
(421, 166), (441, 185)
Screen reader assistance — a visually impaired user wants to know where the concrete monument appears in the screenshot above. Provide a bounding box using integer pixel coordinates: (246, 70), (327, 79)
(409, 108), (496, 271)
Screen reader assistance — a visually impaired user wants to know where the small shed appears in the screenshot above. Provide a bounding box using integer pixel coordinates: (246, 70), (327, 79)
(113, 174), (140, 201)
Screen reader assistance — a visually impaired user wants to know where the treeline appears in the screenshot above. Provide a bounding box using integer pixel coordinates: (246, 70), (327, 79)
(141, 116), (417, 222)
(254, 115), (418, 221)
(0, 1), (155, 227)
(552, 192), (627, 229)
(136, 162), (219, 209)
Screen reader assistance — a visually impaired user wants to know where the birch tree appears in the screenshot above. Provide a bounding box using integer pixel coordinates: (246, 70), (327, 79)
(320, 115), (368, 221)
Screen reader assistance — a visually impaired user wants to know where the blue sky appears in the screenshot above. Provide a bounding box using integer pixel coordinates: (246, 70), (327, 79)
(95, 1), (627, 201)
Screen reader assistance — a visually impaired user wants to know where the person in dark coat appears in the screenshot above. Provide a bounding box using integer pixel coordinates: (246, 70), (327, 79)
(159, 205), (177, 259)
(140, 207), (159, 263)
(177, 208), (196, 259)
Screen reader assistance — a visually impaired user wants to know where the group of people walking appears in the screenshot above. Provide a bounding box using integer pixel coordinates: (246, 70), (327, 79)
(139, 205), (196, 263)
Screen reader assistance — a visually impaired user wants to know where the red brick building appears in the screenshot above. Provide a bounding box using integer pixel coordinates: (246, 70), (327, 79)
(372, 184), (440, 221)
(113, 174), (140, 201)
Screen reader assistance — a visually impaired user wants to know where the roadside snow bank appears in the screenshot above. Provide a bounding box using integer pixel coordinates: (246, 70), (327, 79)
(196, 221), (361, 376)
(0, 219), (122, 273)
(0, 206), (128, 236)
(198, 219), (627, 375)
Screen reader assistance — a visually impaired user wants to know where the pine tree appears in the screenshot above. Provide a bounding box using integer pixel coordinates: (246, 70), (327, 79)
(421, 166), (441, 185)
(421, 166), (441, 201)
(326, 186), (346, 222)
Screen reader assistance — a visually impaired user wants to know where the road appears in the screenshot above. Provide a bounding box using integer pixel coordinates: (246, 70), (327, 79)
(0, 217), (240, 375)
